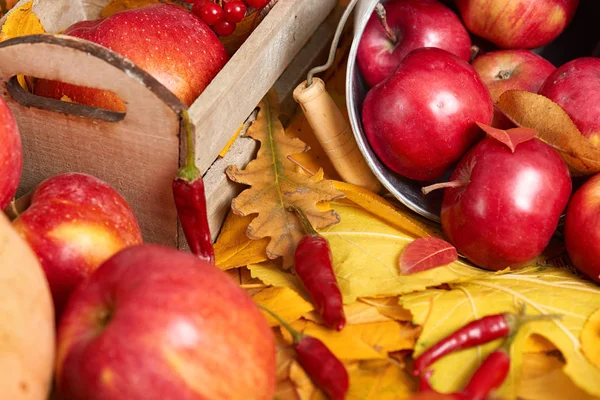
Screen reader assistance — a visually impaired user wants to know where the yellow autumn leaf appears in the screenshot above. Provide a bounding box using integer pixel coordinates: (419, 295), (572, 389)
(253, 287), (313, 327)
(304, 301), (392, 326)
(581, 307), (600, 369)
(0, 0), (44, 41)
(293, 320), (417, 361)
(249, 201), (485, 303)
(360, 297), (413, 322)
(518, 352), (600, 400)
(332, 180), (437, 239)
(226, 91), (344, 267)
(401, 266), (600, 399)
(346, 360), (416, 400)
(214, 211), (268, 271)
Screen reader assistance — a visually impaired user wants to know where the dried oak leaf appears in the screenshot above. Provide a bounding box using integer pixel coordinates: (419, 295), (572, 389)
(226, 91), (344, 267)
(497, 90), (600, 176)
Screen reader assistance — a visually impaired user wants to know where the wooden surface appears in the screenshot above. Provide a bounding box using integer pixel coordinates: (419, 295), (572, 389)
(189, 0), (338, 174)
(0, 35), (183, 246)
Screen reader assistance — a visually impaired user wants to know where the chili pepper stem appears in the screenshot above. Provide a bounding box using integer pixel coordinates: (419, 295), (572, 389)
(258, 304), (304, 343)
(177, 109), (202, 182)
(289, 206), (320, 237)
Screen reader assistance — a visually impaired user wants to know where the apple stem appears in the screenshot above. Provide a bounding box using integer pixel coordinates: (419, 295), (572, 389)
(258, 304), (305, 343)
(421, 181), (465, 195)
(176, 109), (201, 183)
(470, 45), (480, 62)
(375, 3), (398, 45)
(3, 191), (33, 220)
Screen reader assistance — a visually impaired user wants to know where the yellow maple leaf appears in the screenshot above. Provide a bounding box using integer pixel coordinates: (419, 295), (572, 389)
(253, 287), (313, 327)
(359, 297), (413, 322)
(518, 352), (600, 400)
(214, 211), (269, 271)
(346, 360), (416, 400)
(286, 320), (417, 361)
(303, 301), (392, 326)
(581, 307), (600, 369)
(401, 266), (600, 399)
(249, 201), (484, 303)
(101, 0), (179, 17)
(226, 91), (344, 267)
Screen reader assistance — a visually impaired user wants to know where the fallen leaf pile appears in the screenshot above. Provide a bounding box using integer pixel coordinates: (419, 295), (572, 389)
(218, 40), (600, 400)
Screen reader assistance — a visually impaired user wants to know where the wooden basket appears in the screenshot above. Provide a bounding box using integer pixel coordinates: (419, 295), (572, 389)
(0, 0), (337, 246)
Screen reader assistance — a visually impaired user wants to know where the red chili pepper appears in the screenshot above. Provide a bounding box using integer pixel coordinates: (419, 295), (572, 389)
(172, 110), (214, 264)
(413, 309), (555, 376)
(259, 305), (349, 400)
(461, 345), (511, 400)
(291, 206), (346, 331)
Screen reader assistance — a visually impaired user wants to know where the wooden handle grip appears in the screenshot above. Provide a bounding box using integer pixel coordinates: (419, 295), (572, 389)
(294, 78), (381, 193)
(0, 35), (183, 126)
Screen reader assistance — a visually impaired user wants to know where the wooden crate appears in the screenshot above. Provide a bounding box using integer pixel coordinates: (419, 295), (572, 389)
(0, 0), (337, 246)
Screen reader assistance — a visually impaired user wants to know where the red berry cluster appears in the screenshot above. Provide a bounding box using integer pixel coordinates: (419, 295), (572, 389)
(186, 0), (270, 37)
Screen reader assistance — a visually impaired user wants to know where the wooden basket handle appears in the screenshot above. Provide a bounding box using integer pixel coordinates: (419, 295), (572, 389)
(0, 34), (184, 127)
(294, 78), (382, 193)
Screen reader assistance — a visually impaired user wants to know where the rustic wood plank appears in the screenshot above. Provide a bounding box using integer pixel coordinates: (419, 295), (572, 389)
(189, 0), (337, 174)
(202, 9), (341, 240)
(0, 35), (182, 246)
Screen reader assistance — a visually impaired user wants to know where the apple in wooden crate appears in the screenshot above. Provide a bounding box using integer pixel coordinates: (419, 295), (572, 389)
(0, 96), (21, 210)
(56, 245), (276, 400)
(35, 4), (229, 111)
(455, 0), (579, 49)
(539, 57), (600, 146)
(12, 173), (142, 317)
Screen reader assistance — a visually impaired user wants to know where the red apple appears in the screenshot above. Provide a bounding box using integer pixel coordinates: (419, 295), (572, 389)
(362, 47), (493, 181)
(455, 0), (579, 49)
(357, 0), (472, 88)
(12, 173), (143, 317)
(35, 4), (229, 112)
(471, 50), (556, 103)
(538, 57), (600, 146)
(0, 96), (21, 210)
(56, 244), (276, 400)
(565, 173), (600, 283)
(439, 135), (571, 271)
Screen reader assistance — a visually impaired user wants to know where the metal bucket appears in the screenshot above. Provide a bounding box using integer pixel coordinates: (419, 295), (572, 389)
(346, 0), (600, 224)
(346, 0), (443, 223)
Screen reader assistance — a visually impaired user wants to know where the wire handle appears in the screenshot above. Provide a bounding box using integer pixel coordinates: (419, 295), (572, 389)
(306, 0), (360, 87)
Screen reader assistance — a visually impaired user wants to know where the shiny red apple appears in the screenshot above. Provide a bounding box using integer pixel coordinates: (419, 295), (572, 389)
(539, 57), (600, 146)
(357, 0), (471, 88)
(455, 0), (579, 49)
(56, 244), (276, 400)
(35, 4), (229, 112)
(362, 47), (493, 181)
(565, 173), (600, 283)
(439, 134), (571, 271)
(12, 173), (143, 317)
(0, 96), (21, 210)
(472, 50), (556, 103)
